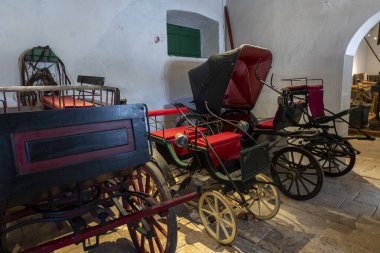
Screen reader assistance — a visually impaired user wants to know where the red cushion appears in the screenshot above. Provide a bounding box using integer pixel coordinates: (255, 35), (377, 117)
(42, 96), (95, 109)
(256, 119), (274, 129)
(193, 132), (241, 147)
(308, 88), (325, 118)
(150, 126), (206, 140)
(191, 132), (241, 167)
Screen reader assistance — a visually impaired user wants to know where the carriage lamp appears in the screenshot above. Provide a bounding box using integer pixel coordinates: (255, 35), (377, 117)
(278, 90), (294, 109)
(237, 120), (250, 132)
(175, 133), (189, 147)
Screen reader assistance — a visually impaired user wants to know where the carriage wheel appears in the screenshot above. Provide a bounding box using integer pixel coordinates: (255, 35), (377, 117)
(271, 147), (323, 200)
(152, 149), (176, 187)
(198, 191), (237, 245)
(307, 139), (356, 177)
(125, 162), (177, 253)
(245, 174), (280, 220)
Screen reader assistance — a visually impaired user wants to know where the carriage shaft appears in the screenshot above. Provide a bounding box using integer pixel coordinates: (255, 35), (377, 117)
(21, 192), (197, 253)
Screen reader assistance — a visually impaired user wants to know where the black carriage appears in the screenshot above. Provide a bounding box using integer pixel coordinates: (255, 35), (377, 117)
(182, 44), (374, 201)
(181, 44), (323, 200)
(148, 105), (280, 245)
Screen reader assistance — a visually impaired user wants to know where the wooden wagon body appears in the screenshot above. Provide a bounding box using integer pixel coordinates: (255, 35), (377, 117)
(0, 104), (148, 207)
(0, 85), (195, 253)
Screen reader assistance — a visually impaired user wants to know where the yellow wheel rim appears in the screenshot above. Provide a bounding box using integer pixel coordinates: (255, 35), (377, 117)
(245, 173), (280, 220)
(198, 190), (237, 245)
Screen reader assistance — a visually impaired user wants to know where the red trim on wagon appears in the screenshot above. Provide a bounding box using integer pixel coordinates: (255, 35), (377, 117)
(12, 120), (134, 175)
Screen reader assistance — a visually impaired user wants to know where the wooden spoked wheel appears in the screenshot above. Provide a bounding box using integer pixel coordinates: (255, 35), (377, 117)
(307, 139), (356, 177)
(198, 191), (237, 245)
(245, 174), (280, 220)
(271, 146), (324, 200)
(125, 162), (177, 253)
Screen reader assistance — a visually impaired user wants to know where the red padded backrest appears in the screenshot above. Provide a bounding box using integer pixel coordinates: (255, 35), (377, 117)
(223, 59), (252, 107)
(222, 45), (272, 109)
(307, 85), (325, 118)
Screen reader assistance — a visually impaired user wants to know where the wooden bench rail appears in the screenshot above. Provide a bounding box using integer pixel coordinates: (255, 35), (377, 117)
(0, 85), (118, 92)
(0, 85), (121, 113)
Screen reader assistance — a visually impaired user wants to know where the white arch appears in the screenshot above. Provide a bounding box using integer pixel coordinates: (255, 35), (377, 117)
(340, 11), (380, 134)
(346, 11), (380, 56)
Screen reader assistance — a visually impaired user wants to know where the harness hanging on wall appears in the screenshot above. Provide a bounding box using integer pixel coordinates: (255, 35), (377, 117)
(19, 45), (71, 105)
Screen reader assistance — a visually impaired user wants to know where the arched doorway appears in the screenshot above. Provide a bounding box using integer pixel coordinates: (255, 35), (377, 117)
(340, 11), (380, 133)
(342, 11), (380, 114)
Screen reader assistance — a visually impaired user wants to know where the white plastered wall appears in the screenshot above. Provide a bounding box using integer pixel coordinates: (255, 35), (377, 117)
(352, 40), (367, 75)
(363, 23), (380, 75)
(0, 0), (225, 110)
(226, 0), (380, 131)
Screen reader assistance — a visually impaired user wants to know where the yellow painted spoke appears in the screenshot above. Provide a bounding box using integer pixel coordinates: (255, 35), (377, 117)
(247, 198), (257, 209)
(220, 208), (230, 215)
(258, 200), (261, 216)
(220, 217), (233, 228)
(219, 221), (230, 238)
(201, 207), (215, 216)
(216, 221), (220, 238)
(205, 198), (216, 213)
(260, 200), (273, 212)
(214, 195), (219, 212)
(262, 195), (276, 201)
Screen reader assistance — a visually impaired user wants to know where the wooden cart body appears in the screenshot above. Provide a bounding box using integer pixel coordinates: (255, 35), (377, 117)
(0, 85), (196, 253)
(0, 105), (148, 207)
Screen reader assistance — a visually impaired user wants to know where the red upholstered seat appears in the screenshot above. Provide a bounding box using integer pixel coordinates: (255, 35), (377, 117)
(191, 132), (241, 167)
(42, 96), (95, 109)
(150, 126), (207, 140)
(193, 132), (241, 147)
(256, 119), (274, 129)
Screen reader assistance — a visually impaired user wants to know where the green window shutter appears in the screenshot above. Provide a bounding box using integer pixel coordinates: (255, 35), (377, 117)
(167, 24), (181, 56)
(167, 23), (201, 58)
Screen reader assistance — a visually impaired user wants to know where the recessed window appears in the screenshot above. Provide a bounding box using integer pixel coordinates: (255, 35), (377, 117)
(167, 23), (201, 58)
(167, 10), (219, 58)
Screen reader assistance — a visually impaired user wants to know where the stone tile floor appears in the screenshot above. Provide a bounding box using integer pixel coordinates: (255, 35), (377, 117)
(7, 139), (380, 252)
